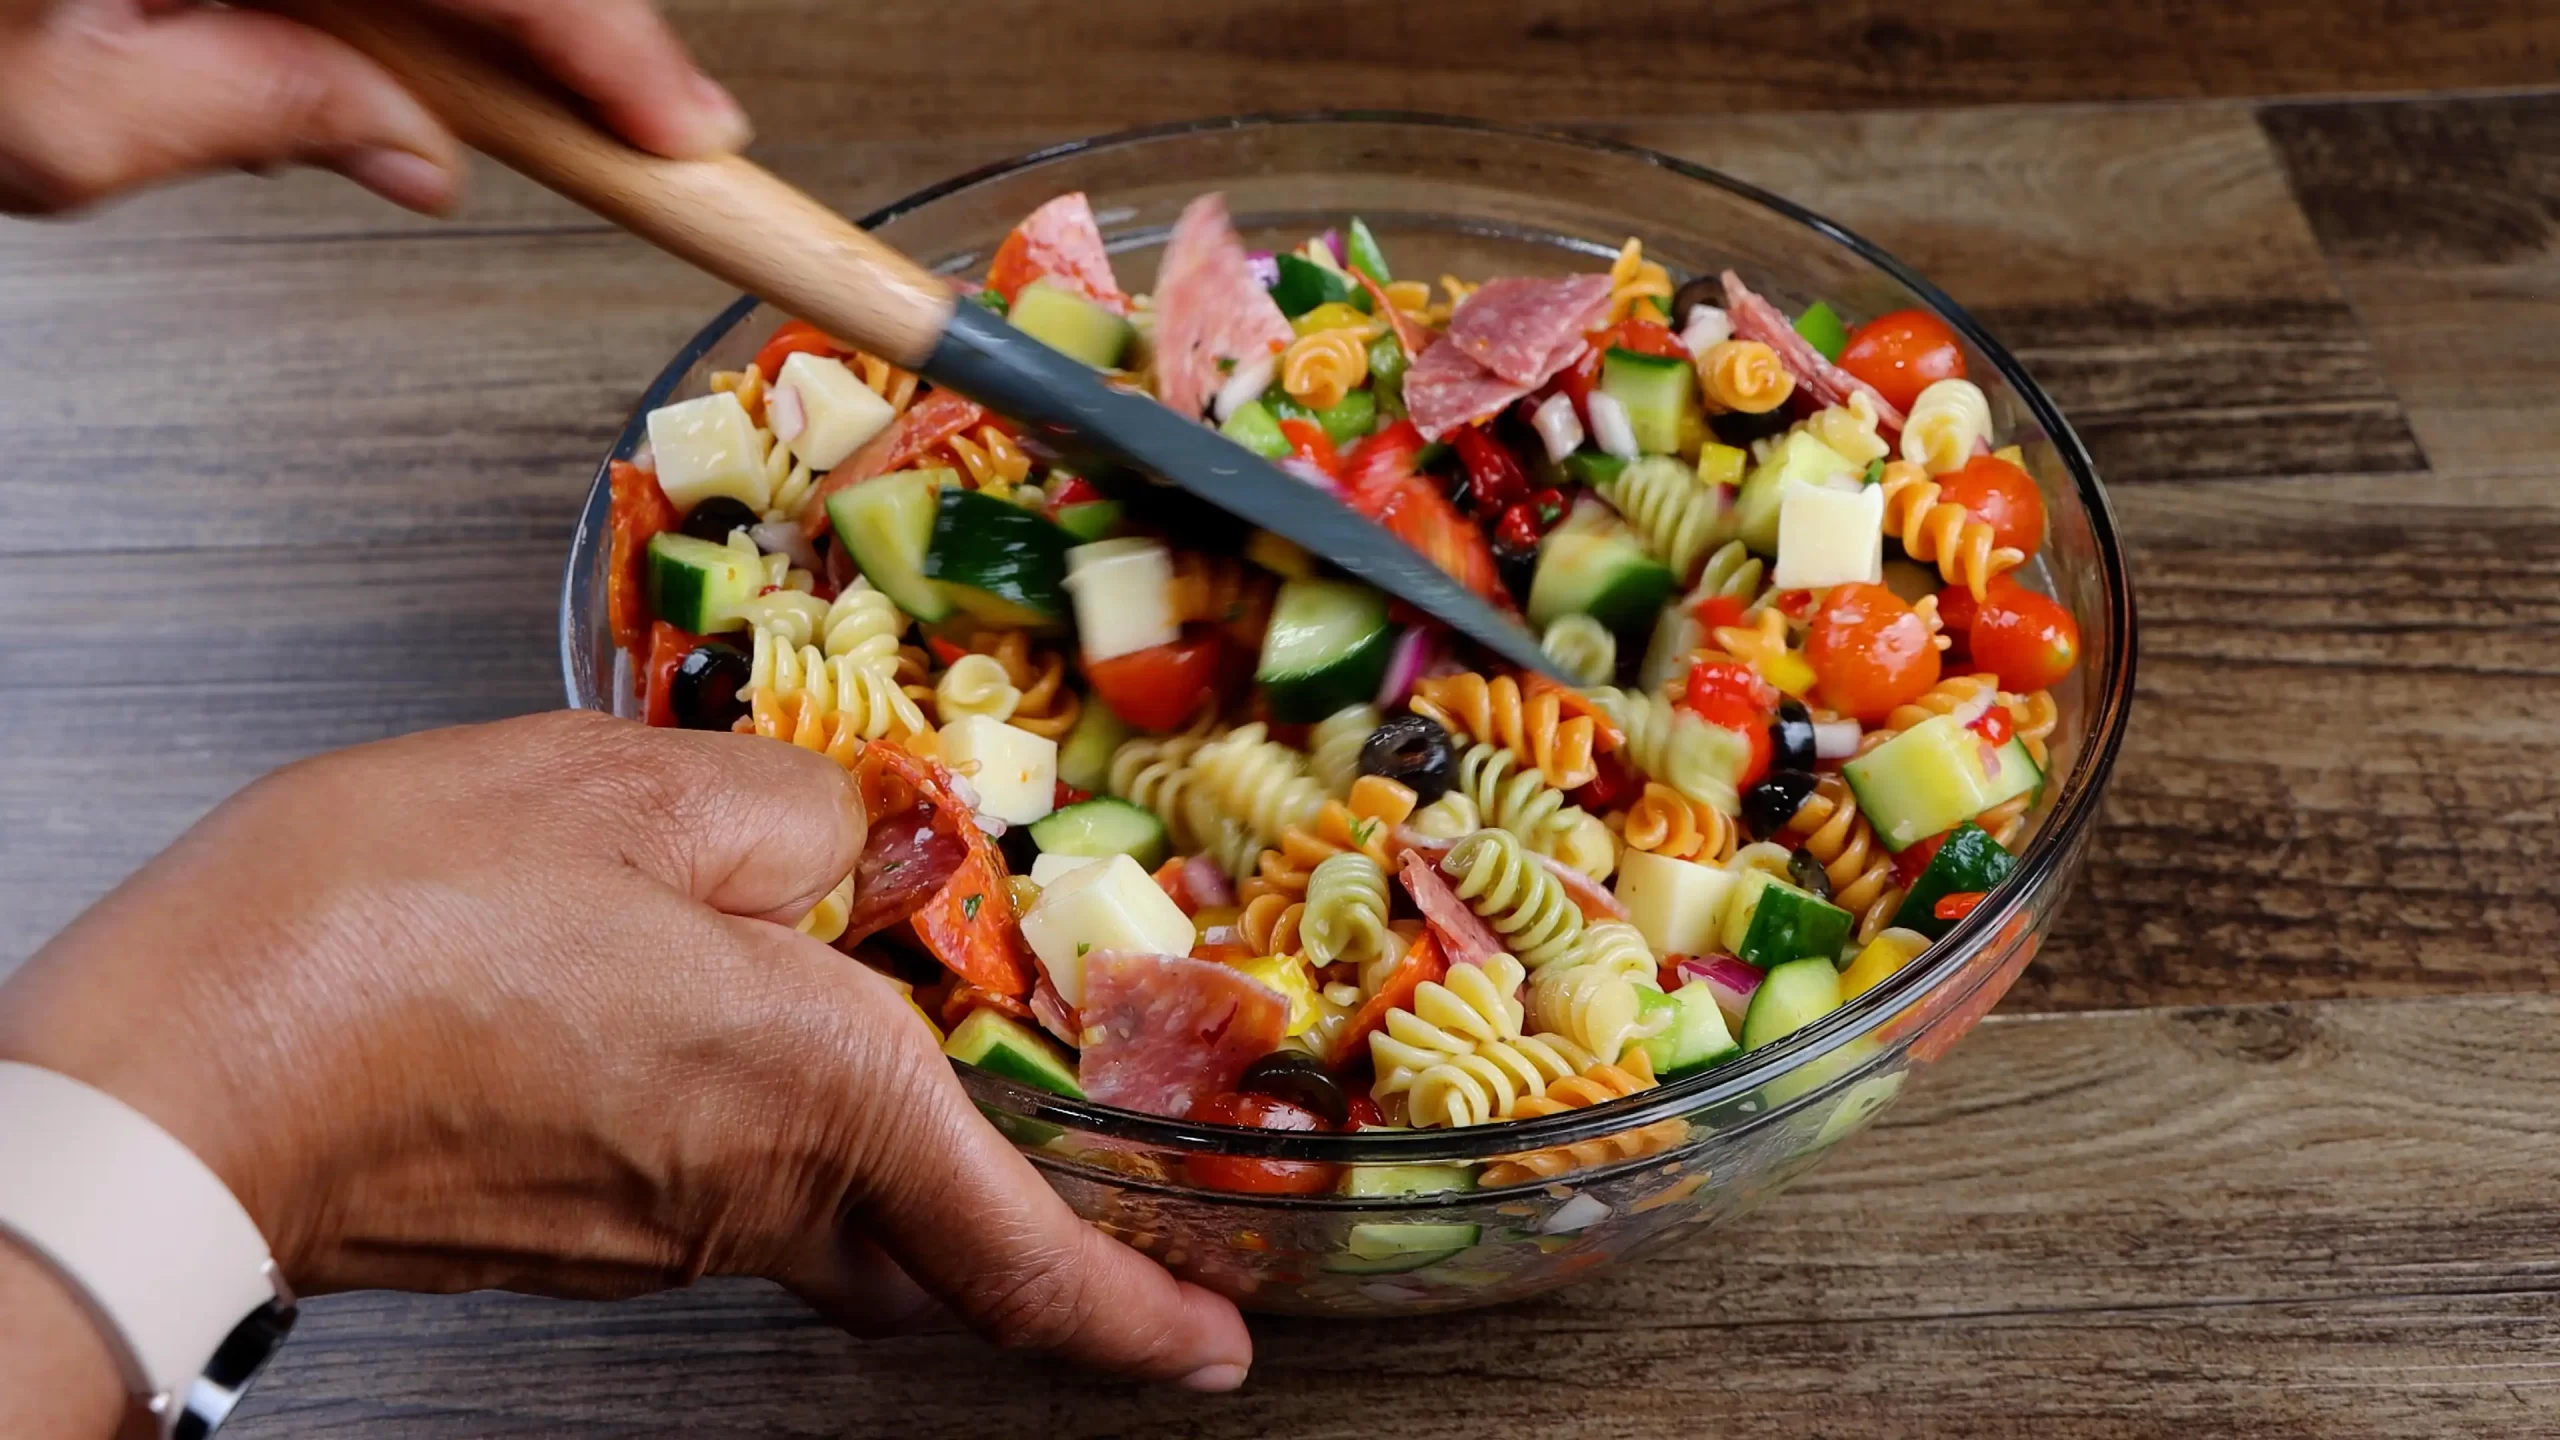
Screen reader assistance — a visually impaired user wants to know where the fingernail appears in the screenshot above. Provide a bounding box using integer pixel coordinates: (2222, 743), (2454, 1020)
(688, 72), (754, 154)
(1178, 1363), (1248, 1393)
(337, 147), (456, 214)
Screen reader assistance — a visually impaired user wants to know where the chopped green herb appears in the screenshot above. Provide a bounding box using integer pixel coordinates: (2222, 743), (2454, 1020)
(1216, 354), (1237, 374)
(1076, 942), (1092, 959)
(1862, 458), (1885, 486)
(962, 893), (983, 921)
(973, 289), (1008, 316)
(1352, 818), (1379, 846)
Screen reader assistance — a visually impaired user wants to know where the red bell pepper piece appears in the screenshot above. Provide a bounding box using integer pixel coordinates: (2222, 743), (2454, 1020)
(607, 460), (678, 656)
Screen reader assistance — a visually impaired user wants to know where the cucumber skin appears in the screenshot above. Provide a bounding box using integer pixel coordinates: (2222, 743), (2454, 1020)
(1027, 797), (1170, 870)
(644, 532), (756, 634)
(827, 470), (956, 624)
(1736, 883), (1856, 970)
(1053, 500), (1124, 544)
(1261, 623), (1391, 723)
(925, 488), (1073, 626)
(944, 1010), (1084, 1099)
(1889, 822), (2017, 939)
(1600, 347), (1697, 455)
(1268, 254), (1350, 317)
(1741, 957), (1845, 1052)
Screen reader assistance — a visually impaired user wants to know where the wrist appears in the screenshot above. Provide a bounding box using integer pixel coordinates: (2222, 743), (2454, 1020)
(0, 1231), (127, 1440)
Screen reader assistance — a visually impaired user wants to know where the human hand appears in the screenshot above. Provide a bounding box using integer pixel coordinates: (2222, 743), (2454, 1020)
(0, 713), (1252, 1396)
(0, 0), (749, 216)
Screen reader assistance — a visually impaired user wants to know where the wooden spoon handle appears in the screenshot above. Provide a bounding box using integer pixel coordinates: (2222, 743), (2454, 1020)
(250, 0), (955, 367)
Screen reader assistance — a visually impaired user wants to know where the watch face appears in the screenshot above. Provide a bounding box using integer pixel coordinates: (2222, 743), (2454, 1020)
(173, 1300), (297, 1440)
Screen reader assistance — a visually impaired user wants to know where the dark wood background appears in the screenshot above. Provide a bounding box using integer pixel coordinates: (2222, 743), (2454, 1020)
(5, 1), (2558, 1433)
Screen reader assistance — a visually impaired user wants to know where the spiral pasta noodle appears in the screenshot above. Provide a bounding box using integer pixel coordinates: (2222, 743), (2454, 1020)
(1878, 460), (2025, 602)
(938, 424), (1031, 496)
(1166, 551), (1276, 641)
(1424, 273), (1479, 326)
(738, 687), (865, 769)
(1708, 607), (1813, 698)
(1605, 236), (1673, 323)
(1975, 792), (2032, 850)
(1411, 672), (1600, 793)
(1236, 890), (1306, 958)
(748, 627), (927, 740)
(1698, 339), (1794, 413)
(1189, 723), (1329, 876)
(817, 583), (906, 660)
(1540, 614), (1617, 687)
(1526, 957), (1650, 1064)
(1586, 686), (1750, 818)
(1279, 326), (1371, 410)
(1883, 672), (2000, 735)
(1601, 456), (1730, 585)
(965, 630), (1081, 740)
(1900, 378), (1992, 474)
(1786, 773), (1903, 943)
(1368, 953), (1530, 1086)
(797, 873), (856, 946)
(1242, 824), (1345, 905)
(725, 529), (814, 596)
(1308, 704), (1381, 797)
(1442, 742), (1613, 878)
(1443, 827), (1585, 969)
(1621, 781), (1737, 864)
(933, 653), (1021, 724)
(1565, 921), (1659, 983)
(1480, 1055), (1688, 1187)
(1803, 390), (1889, 468)
(1404, 1033), (1597, 1129)
(1105, 719), (1226, 852)
(1300, 851), (1391, 972)
(2005, 688), (2058, 768)
(1692, 539), (1765, 602)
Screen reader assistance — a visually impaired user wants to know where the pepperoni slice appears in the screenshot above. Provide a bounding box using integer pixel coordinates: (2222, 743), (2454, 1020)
(986, 192), (1129, 315)
(1721, 270), (1909, 432)
(1446, 274), (1613, 387)
(1077, 952), (1291, 1118)
(798, 389), (986, 537)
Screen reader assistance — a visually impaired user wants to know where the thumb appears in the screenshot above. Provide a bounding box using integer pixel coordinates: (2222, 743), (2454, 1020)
(1, 8), (460, 214)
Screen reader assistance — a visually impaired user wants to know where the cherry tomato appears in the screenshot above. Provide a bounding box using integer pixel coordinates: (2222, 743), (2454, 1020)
(1804, 582), (1942, 723)
(1278, 417), (1340, 477)
(1373, 476), (1508, 608)
(1044, 474), (1103, 511)
(1329, 932), (1449, 1068)
(751, 319), (847, 383)
(1933, 891), (1988, 923)
(1969, 585), (2081, 693)
(641, 621), (697, 729)
(1688, 692), (1773, 790)
(1936, 453), (2046, 555)
(1685, 657), (1778, 715)
(1085, 628), (1226, 731)
(1689, 593), (1749, 631)
(923, 634), (971, 666)
(1589, 317), (1691, 361)
(1893, 829), (1950, 887)
(1053, 780), (1092, 809)
(1529, 487), (1567, 529)
(1571, 747), (1639, 813)
(1495, 502), (1541, 550)
(1451, 426), (1532, 512)
(1343, 1094), (1385, 1130)
(1341, 420), (1427, 514)
(1969, 703), (2014, 746)
(1837, 309), (1966, 415)
(1184, 1092), (1338, 1195)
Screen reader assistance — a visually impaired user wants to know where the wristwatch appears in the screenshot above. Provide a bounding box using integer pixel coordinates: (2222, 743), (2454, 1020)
(0, 1062), (297, 1438)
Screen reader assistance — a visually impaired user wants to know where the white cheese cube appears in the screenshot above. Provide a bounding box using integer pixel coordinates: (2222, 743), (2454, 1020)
(939, 715), (1057, 827)
(645, 391), (769, 513)
(1773, 478), (1886, 591)
(1063, 539), (1178, 662)
(1029, 853), (1103, 888)
(1019, 853), (1197, 1007)
(775, 351), (895, 471)
(1614, 849), (1740, 958)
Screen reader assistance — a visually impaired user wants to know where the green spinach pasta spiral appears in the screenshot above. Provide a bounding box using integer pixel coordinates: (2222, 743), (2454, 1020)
(1443, 741), (1614, 879)
(1586, 686), (1750, 818)
(1441, 827), (1584, 969)
(1308, 704), (1381, 797)
(1539, 614), (1617, 687)
(1692, 538), (1764, 603)
(1300, 851), (1390, 971)
(1600, 456), (1730, 584)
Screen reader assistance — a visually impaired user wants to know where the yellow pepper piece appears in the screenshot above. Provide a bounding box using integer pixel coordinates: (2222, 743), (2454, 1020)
(1290, 301), (1374, 338)
(1840, 929), (1931, 1002)
(1227, 953), (1321, 1036)
(1696, 442), (1748, 491)
(1244, 529), (1317, 578)
(1993, 444), (2025, 469)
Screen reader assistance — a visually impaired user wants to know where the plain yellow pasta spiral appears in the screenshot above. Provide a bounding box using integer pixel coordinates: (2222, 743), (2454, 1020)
(1693, 539), (1765, 602)
(1166, 550), (1276, 641)
(1404, 1033), (1597, 1129)
(1900, 378), (1992, 474)
(1442, 742), (1612, 878)
(1104, 718), (1226, 851)
(1527, 955), (1651, 1064)
(796, 874), (856, 945)
(1698, 339), (1794, 413)
(1601, 456), (1732, 585)
(819, 583), (905, 659)
(933, 653), (1020, 724)
(1188, 723), (1329, 875)
(1879, 460), (2025, 602)
(1540, 614), (1617, 687)
(1443, 827), (1585, 969)
(1803, 390), (1890, 467)
(1300, 851), (1390, 972)
(1586, 686), (1751, 818)
(963, 630), (1079, 740)
(748, 628), (926, 740)
(1279, 327), (1371, 410)
(1410, 672), (1600, 792)
(1786, 773), (1903, 944)
(1621, 781), (1737, 864)
(1605, 236), (1673, 323)
(1368, 953), (1530, 1089)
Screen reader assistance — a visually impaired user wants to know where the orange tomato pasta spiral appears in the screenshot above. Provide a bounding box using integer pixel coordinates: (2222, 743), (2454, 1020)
(1410, 671), (1600, 792)
(1480, 1050), (1689, 1187)
(1242, 825), (1348, 904)
(939, 424), (1030, 495)
(965, 630), (1081, 740)
(1166, 550), (1276, 644)
(1883, 672), (2000, 735)
(1279, 327), (1370, 410)
(851, 351), (920, 414)
(2004, 688), (2058, 768)
(1622, 782), (1737, 864)
(1236, 890), (1306, 957)
(1698, 339), (1794, 413)
(1975, 792), (2032, 850)
(1786, 773), (1903, 943)
(736, 687), (866, 768)
(1878, 460), (2025, 602)
(1605, 237), (1673, 323)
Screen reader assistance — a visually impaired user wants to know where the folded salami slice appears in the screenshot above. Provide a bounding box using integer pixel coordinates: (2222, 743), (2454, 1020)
(1396, 831), (1629, 926)
(1398, 848), (1508, 970)
(1150, 193), (1294, 422)
(838, 803), (971, 949)
(1077, 951), (1290, 1118)
(1721, 270), (1909, 432)
(1402, 337), (1535, 442)
(1447, 275), (1613, 387)
(985, 191), (1130, 314)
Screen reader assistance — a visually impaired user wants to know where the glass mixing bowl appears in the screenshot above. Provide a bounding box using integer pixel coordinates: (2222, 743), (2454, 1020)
(561, 114), (2135, 1316)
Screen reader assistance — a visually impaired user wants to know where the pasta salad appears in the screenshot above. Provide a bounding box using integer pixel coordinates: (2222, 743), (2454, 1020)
(604, 189), (2082, 1195)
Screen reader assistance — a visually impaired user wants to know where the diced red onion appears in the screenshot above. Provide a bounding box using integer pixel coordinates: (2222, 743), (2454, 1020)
(974, 813), (1008, 837)
(1375, 626), (1437, 709)
(1182, 854), (1237, 910)
(1979, 740), (2002, 783)
(946, 774), (982, 811)
(1316, 228), (1345, 264)
(1586, 390), (1639, 460)
(1531, 392), (1585, 463)
(1245, 251), (1280, 290)
(1677, 954), (1763, 1034)
(1212, 349), (1277, 424)
(766, 383), (807, 444)
(1538, 1192), (1611, 1234)
(1681, 304), (1733, 357)
(1812, 718), (1863, 760)
(1200, 923), (1241, 948)
(750, 521), (819, 574)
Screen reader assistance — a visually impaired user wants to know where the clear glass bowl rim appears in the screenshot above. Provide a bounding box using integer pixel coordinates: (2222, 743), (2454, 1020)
(560, 110), (2138, 1165)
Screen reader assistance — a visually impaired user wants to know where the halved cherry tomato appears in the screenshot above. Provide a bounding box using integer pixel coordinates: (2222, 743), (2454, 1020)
(607, 460), (678, 655)
(641, 621), (698, 729)
(1893, 829), (1951, 887)
(1805, 581), (1942, 723)
(1688, 691), (1773, 790)
(1495, 502), (1541, 551)
(1689, 593), (1750, 631)
(1343, 1094), (1385, 1130)
(1529, 487), (1567, 529)
(1931, 583), (1980, 666)
(1278, 417), (1340, 478)
(1150, 855), (1194, 913)
(1969, 703), (2014, 747)
(1372, 476), (1508, 608)
(1933, 891), (1988, 922)
(1685, 657), (1778, 715)
(1184, 1092), (1337, 1196)
(1969, 585), (2081, 693)
(1571, 747), (1640, 813)
(1589, 317), (1691, 361)
(1341, 419), (1427, 514)
(1937, 453), (2046, 555)
(752, 319), (847, 383)
(1329, 931), (1449, 1069)
(923, 634), (971, 667)
(1086, 628), (1226, 732)
(1837, 309), (1965, 415)
(1452, 425), (1532, 512)
(1053, 780), (1091, 809)
(1044, 474), (1103, 511)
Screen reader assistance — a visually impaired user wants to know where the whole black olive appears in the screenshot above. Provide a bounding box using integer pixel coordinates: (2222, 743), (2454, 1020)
(1668, 274), (1721, 328)
(997, 824), (1040, 877)
(1360, 712), (1458, 804)
(1741, 769), (1818, 841)
(669, 642), (751, 731)
(1787, 847), (1835, 901)
(1771, 698), (1818, 775)
(1709, 405), (1794, 449)
(1492, 539), (1539, 608)
(677, 495), (760, 544)
(1236, 1052), (1349, 1127)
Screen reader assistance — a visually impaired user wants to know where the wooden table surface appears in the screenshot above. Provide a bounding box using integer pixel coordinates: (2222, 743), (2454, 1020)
(6, 2), (2559, 1434)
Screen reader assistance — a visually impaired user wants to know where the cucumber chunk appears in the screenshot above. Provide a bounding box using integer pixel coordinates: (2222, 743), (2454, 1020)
(1563, 450), (1630, 488)
(827, 468), (956, 623)
(1256, 577), (1392, 723)
(1268, 253), (1351, 318)
(1343, 218), (1393, 285)
(1027, 797), (1170, 870)
(925, 486), (1073, 631)
(645, 531), (762, 633)
(1321, 1221), (1481, 1274)
(1338, 1164), (1477, 1199)
(1052, 500), (1124, 544)
(1638, 984), (1741, 1078)
(1527, 525), (1675, 638)
(1721, 869), (1856, 969)
(1741, 956), (1845, 1051)
(1889, 822), (2019, 940)
(1842, 714), (2042, 851)
(1600, 347), (1699, 455)
(1009, 279), (1133, 369)
(1055, 696), (1134, 794)
(1219, 398), (1291, 459)
(945, 1008), (1084, 1099)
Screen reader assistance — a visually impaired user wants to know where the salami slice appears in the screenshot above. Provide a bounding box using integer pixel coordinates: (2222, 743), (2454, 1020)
(1402, 336), (1540, 442)
(838, 803), (970, 948)
(1721, 271), (1908, 432)
(798, 389), (985, 537)
(1029, 975), (1083, 1049)
(1150, 193), (1294, 422)
(1447, 274), (1612, 387)
(1077, 952), (1290, 1118)
(985, 192), (1130, 314)
(1395, 831), (1628, 924)
(1397, 848), (1508, 970)
(849, 741), (1033, 995)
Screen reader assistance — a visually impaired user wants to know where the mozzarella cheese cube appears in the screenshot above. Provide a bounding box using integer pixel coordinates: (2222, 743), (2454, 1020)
(1773, 477), (1885, 591)
(775, 351), (895, 471)
(1019, 853), (1196, 1008)
(1029, 853), (1104, 888)
(1614, 849), (1740, 958)
(1063, 538), (1178, 662)
(645, 391), (769, 513)
(939, 715), (1057, 826)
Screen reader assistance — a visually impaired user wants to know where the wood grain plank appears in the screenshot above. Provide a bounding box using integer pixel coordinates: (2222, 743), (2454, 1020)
(225, 992), (2560, 1438)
